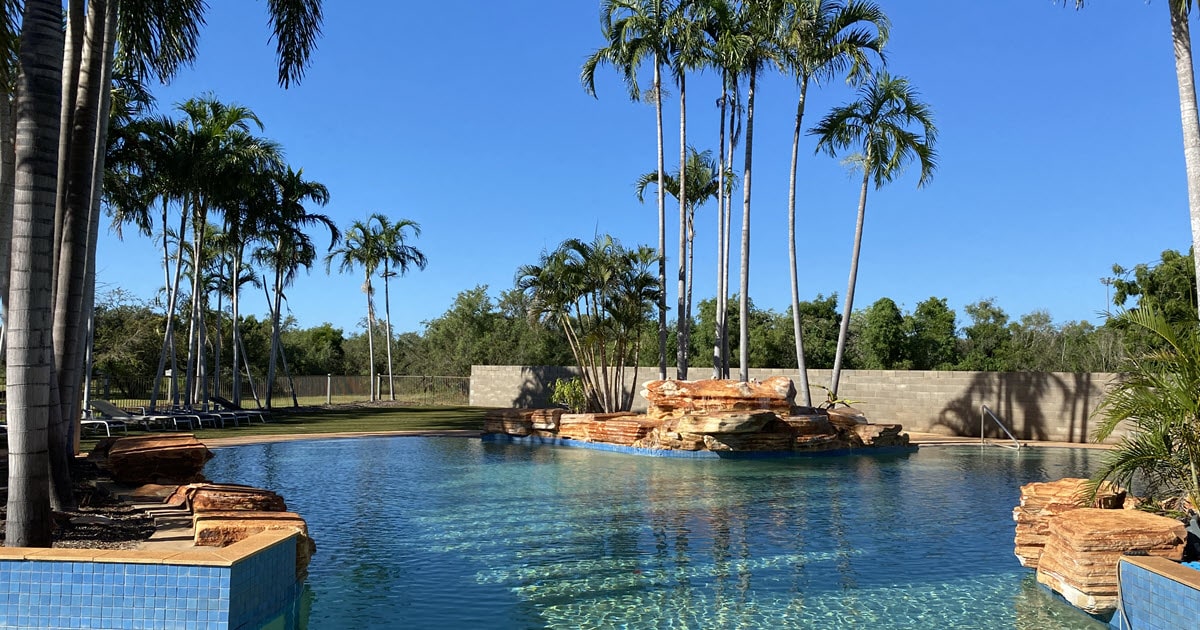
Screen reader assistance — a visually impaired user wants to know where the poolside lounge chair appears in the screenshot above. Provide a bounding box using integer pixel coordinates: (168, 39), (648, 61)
(91, 400), (195, 431)
(80, 411), (128, 437)
(209, 396), (270, 424)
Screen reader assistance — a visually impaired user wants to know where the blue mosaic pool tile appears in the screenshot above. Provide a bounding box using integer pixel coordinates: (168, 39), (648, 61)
(1112, 559), (1200, 629)
(0, 534), (300, 629)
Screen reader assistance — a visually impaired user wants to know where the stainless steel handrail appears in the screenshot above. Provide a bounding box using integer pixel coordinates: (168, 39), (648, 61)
(981, 404), (1021, 450)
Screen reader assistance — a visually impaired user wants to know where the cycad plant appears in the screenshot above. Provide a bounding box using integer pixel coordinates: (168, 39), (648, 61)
(1088, 306), (1200, 516)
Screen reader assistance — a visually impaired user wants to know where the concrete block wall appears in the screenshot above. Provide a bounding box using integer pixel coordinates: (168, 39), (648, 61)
(469, 365), (1120, 444)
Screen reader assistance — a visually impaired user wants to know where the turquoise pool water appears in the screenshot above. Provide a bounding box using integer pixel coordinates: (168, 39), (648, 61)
(204, 439), (1107, 629)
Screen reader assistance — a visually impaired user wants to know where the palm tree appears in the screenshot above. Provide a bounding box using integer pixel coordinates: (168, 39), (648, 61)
(372, 215), (427, 401)
(1088, 306), (1200, 517)
(780, 0), (888, 405)
(6, 0), (65, 547)
(810, 71), (937, 396)
(583, 0), (674, 381)
(326, 218), (384, 400)
(1073, 0), (1200, 321)
(667, 0), (710, 379)
(517, 235), (661, 412)
(256, 166), (337, 408)
(700, 0), (745, 379)
(635, 146), (729, 375)
(734, 0), (783, 382)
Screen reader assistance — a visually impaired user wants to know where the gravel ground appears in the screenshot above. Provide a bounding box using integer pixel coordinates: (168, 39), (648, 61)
(0, 457), (156, 549)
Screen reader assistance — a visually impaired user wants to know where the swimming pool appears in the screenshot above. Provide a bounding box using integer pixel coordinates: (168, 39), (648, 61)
(204, 438), (1107, 629)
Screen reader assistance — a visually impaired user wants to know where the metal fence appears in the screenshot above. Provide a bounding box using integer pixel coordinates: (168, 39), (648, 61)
(86, 374), (470, 410)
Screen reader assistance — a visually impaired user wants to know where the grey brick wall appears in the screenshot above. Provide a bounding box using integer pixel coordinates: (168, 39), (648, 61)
(469, 365), (1121, 444)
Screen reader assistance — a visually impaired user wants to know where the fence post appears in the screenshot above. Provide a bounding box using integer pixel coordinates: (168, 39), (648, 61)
(327, 374), (332, 406)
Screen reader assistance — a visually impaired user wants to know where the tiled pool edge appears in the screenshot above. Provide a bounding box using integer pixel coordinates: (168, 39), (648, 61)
(481, 432), (918, 458)
(1110, 555), (1200, 629)
(0, 529), (303, 629)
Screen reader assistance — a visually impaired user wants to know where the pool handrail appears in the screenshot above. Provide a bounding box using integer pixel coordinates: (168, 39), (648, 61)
(980, 404), (1021, 450)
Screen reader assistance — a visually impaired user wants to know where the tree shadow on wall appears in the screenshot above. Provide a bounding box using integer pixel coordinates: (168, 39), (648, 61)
(933, 371), (1102, 443)
(511, 366), (578, 409)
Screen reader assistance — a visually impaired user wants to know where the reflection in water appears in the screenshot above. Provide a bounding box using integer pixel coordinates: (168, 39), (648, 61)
(205, 441), (1107, 629)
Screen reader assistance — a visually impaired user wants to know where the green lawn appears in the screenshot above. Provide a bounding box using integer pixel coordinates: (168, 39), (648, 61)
(74, 404), (489, 452)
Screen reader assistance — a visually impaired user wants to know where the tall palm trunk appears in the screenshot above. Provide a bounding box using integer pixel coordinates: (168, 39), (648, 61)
(830, 156), (871, 396)
(150, 202), (187, 410)
(723, 90), (737, 379)
(53, 1), (108, 487)
(0, 97), (15, 355)
(6, 0), (65, 548)
(230, 242), (245, 404)
(52, 0), (84, 291)
(788, 77), (812, 406)
(383, 262), (396, 400)
(265, 268), (285, 407)
(738, 68), (757, 383)
(654, 56), (668, 380)
(712, 90), (727, 378)
(364, 272), (377, 401)
(676, 72), (688, 380)
(1169, 0), (1200, 307)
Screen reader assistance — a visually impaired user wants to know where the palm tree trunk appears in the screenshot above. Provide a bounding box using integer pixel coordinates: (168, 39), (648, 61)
(0, 96), (16, 333)
(830, 165), (871, 397)
(720, 91), (729, 379)
(52, 0), (85, 293)
(1168, 0), (1200, 310)
(231, 242), (244, 404)
(151, 201), (187, 410)
(383, 262), (395, 401)
(50, 0), (107, 504)
(713, 91), (727, 378)
(365, 273), (377, 401)
(6, 0), (65, 547)
(738, 68), (757, 383)
(654, 56), (668, 381)
(677, 72), (688, 380)
(685, 207), (695, 376)
(237, 333), (262, 408)
(788, 77), (812, 406)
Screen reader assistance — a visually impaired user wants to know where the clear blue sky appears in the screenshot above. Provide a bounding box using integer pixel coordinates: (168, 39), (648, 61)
(97, 0), (1190, 336)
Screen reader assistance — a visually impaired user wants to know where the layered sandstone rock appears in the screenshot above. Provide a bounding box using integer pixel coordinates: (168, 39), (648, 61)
(483, 409), (534, 437)
(530, 408), (564, 431)
(673, 410), (777, 434)
(193, 510), (316, 579)
(826, 406), (869, 429)
(852, 423), (909, 448)
(92, 434), (213, 485)
(586, 417), (655, 446)
(1036, 508), (1186, 614)
(641, 377), (796, 420)
(1013, 478), (1126, 569)
(169, 483), (288, 513)
(554, 413), (631, 441)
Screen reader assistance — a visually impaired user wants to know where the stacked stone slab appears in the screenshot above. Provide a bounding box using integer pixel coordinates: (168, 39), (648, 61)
(1013, 478), (1092, 569)
(483, 377), (910, 455)
(1035, 508), (1186, 614)
(90, 434), (213, 484)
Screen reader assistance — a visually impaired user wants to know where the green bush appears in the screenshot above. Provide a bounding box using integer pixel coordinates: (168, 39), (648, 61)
(550, 377), (587, 413)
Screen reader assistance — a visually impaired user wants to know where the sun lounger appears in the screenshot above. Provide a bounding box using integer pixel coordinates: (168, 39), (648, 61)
(209, 396), (270, 424)
(91, 400), (194, 431)
(80, 412), (128, 437)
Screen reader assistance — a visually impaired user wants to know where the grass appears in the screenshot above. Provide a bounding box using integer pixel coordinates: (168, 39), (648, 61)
(71, 404), (489, 453)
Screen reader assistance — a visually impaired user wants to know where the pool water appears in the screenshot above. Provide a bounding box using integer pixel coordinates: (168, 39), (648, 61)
(204, 438), (1107, 629)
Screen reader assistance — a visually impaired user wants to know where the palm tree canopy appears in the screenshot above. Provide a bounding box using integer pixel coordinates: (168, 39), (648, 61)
(634, 146), (735, 207)
(372, 214), (428, 278)
(781, 0), (889, 85)
(582, 0), (675, 101)
(809, 71), (937, 189)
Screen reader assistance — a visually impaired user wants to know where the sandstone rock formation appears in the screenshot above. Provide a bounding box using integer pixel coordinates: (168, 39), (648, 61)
(1035, 508), (1186, 614)
(641, 377), (797, 419)
(194, 510), (316, 579)
(484, 377), (911, 455)
(1013, 478), (1126, 569)
(90, 434), (213, 484)
(169, 483), (288, 513)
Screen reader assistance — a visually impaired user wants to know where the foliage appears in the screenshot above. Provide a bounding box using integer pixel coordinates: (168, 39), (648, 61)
(905, 297), (959, 370)
(281, 322), (347, 375)
(958, 298), (1011, 371)
(516, 235), (661, 412)
(1089, 307), (1200, 516)
(1109, 248), (1198, 353)
(550, 377), (589, 413)
(859, 298), (906, 369)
